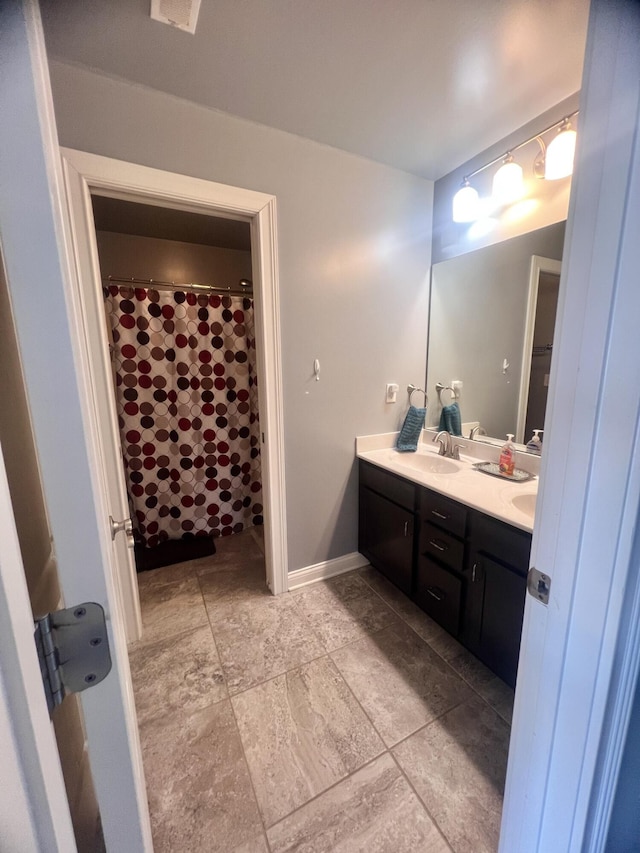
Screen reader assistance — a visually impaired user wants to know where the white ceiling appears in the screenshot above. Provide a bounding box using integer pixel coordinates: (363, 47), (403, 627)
(40, 0), (590, 181)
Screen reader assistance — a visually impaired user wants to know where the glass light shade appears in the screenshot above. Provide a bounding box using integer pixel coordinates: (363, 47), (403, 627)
(452, 182), (480, 223)
(492, 158), (524, 205)
(545, 127), (577, 179)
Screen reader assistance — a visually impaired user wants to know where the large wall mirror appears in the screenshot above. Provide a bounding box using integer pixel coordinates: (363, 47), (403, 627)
(426, 220), (565, 448)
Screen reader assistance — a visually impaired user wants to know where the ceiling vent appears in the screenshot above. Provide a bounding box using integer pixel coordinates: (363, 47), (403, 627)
(150, 0), (201, 34)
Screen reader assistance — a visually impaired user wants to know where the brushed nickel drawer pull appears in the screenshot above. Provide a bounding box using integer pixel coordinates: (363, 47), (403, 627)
(404, 521), (409, 537)
(426, 587), (445, 602)
(431, 510), (449, 520)
(472, 562), (478, 582)
(429, 539), (447, 552)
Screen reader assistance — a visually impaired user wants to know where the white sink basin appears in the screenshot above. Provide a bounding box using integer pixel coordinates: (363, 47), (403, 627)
(511, 493), (537, 518)
(395, 452), (461, 475)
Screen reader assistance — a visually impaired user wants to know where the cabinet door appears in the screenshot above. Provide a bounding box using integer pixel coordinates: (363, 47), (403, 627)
(359, 487), (415, 595)
(465, 552), (527, 687)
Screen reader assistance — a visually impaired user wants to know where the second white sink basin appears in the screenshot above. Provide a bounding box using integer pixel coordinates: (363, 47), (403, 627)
(511, 493), (537, 518)
(395, 452), (461, 475)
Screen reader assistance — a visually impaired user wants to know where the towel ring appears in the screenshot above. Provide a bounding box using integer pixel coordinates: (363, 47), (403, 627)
(436, 382), (456, 407)
(407, 384), (428, 407)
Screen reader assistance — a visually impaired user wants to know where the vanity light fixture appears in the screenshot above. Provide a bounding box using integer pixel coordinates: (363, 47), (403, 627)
(451, 110), (579, 222)
(544, 118), (577, 180)
(492, 153), (524, 205)
(452, 178), (480, 223)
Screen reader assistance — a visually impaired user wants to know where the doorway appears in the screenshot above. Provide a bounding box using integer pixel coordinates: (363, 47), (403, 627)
(515, 255), (563, 445)
(91, 196), (264, 578)
(60, 147), (288, 644)
(523, 269), (560, 441)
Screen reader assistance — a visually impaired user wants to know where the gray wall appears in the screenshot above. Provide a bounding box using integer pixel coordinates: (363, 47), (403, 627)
(48, 60), (433, 572)
(95, 231), (252, 287)
(427, 222), (565, 438)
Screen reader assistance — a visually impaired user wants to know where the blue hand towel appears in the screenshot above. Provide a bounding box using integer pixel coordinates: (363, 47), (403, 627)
(438, 402), (462, 437)
(396, 405), (427, 452)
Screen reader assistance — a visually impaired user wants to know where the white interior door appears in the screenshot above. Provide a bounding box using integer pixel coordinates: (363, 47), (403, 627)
(0, 2), (152, 849)
(0, 439), (77, 852)
(500, 1), (640, 850)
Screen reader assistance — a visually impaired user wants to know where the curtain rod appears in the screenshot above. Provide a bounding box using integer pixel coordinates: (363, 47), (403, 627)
(104, 275), (253, 296)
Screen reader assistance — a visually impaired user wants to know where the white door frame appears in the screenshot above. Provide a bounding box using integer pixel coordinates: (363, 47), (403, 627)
(500, 1), (640, 850)
(60, 148), (289, 640)
(0, 441), (76, 852)
(515, 254), (562, 444)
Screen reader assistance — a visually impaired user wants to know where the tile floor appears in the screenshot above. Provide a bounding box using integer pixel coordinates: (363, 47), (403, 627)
(128, 529), (514, 853)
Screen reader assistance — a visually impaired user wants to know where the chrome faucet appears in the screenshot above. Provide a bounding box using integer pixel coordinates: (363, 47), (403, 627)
(433, 431), (463, 460)
(470, 425), (487, 440)
(433, 430), (450, 456)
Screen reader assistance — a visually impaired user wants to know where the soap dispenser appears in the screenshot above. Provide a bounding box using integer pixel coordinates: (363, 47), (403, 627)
(499, 434), (516, 476)
(526, 429), (543, 455)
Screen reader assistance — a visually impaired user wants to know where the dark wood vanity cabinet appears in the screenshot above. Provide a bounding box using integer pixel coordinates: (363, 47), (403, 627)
(463, 513), (530, 687)
(358, 461), (416, 595)
(358, 459), (531, 686)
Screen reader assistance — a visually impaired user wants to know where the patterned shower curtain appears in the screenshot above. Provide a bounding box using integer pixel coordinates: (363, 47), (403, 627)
(104, 285), (263, 548)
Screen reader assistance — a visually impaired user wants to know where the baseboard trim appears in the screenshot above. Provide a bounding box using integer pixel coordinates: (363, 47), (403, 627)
(288, 551), (369, 590)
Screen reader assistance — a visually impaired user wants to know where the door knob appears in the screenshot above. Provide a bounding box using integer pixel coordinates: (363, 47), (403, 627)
(109, 516), (134, 549)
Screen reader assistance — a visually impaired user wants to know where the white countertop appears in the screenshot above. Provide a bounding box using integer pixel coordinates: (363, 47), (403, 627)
(356, 433), (538, 533)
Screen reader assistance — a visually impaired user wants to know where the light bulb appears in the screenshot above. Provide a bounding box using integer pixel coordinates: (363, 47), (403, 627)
(545, 121), (576, 180)
(452, 180), (480, 223)
(492, 155), (524, 205)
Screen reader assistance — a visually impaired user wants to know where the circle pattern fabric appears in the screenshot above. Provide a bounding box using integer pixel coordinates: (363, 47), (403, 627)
(104, 286), (262, 548)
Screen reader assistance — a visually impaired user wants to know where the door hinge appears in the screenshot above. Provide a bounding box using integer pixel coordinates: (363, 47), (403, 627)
(34, 603), (112, 717)
(527, 567), (551, 606)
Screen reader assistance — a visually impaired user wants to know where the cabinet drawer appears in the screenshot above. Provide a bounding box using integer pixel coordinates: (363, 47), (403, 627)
(470, 511), (531, 574)
(359, 460), (416, 512)
(415, 556), (462, 636)
(420, 489), (467, 538)
(421, 521), (465, 573)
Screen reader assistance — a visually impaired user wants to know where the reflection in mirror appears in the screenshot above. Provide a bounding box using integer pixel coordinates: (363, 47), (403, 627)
(517, 255), (562, 443)
(426, 221), (565, 448)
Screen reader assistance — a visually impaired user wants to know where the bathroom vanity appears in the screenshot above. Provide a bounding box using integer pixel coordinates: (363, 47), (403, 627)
(358, 436), (537, 687)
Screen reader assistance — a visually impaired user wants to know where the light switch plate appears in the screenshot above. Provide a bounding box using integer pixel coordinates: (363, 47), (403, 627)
(385, 383), (399, 403)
